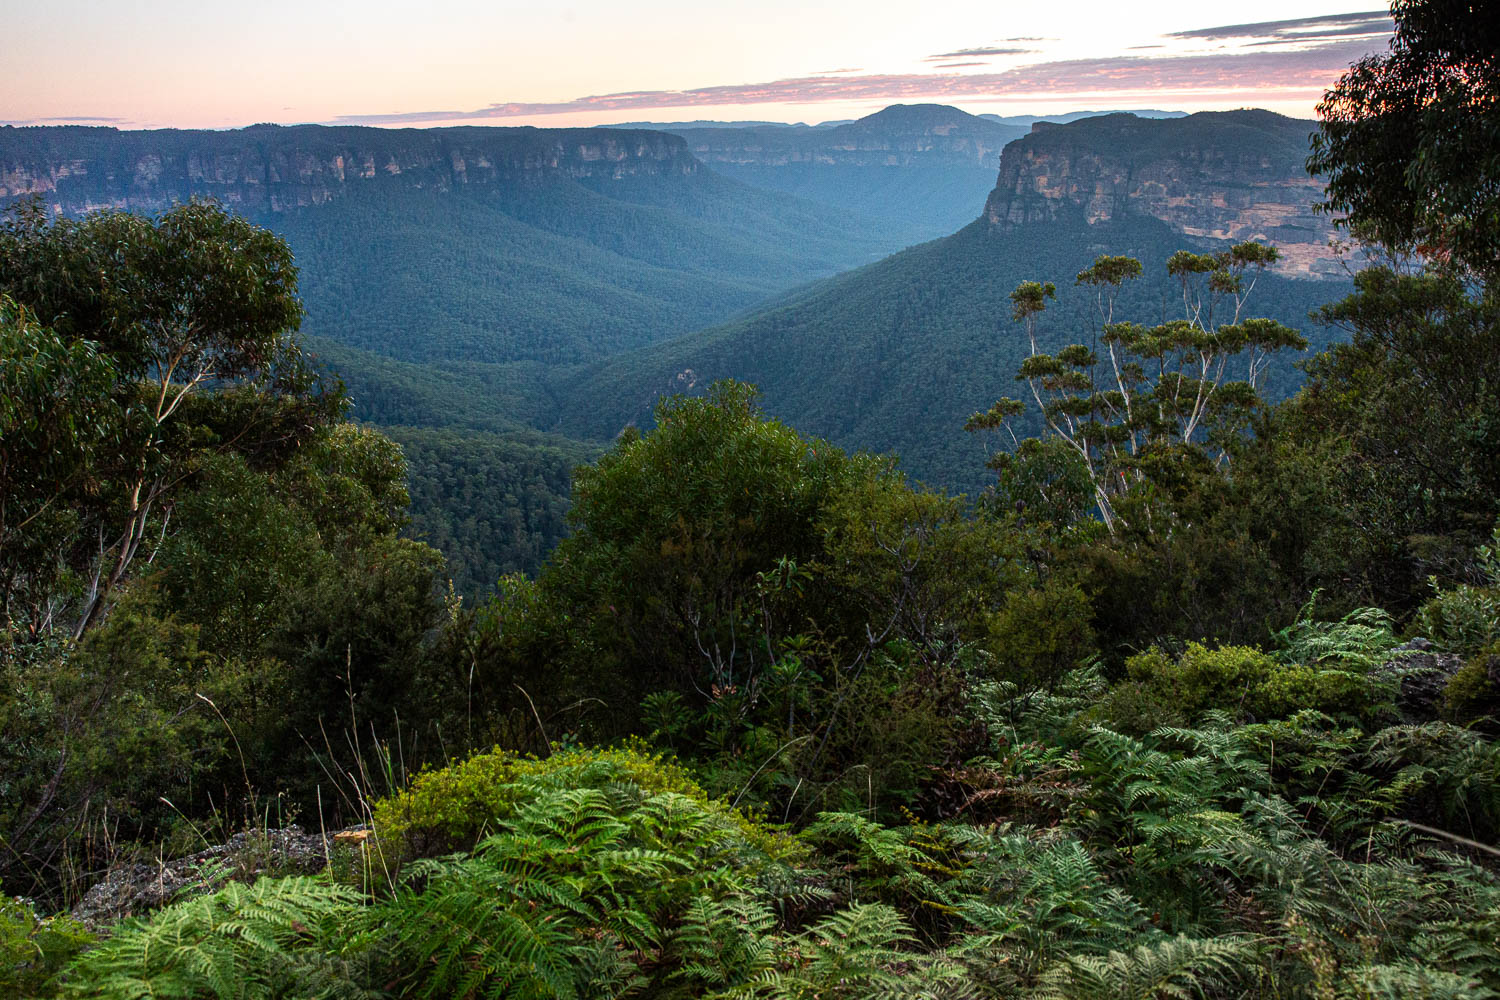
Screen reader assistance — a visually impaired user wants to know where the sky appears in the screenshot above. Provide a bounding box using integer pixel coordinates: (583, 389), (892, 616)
(0, 1), (1394, 130)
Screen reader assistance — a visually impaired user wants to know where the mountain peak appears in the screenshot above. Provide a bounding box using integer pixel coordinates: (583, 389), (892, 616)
(835, 103), (1000, 137)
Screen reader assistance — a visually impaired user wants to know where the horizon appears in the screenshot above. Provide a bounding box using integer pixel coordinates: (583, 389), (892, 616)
(0, 103), (1306, 135)
(2, 2), (1392, 130)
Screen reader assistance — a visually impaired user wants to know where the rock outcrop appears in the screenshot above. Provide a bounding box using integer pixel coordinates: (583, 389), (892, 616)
(0, 124), (698, 218)
(70, 825), (368, 928)
(983, 110), (1349, 279)
(1377, 638), (1467, 721)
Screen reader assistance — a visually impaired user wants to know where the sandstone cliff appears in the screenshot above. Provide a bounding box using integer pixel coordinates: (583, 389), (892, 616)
(0, 124), (699, 218)
(983, 110), (1346, 278)
(676, 104), (1024, 170)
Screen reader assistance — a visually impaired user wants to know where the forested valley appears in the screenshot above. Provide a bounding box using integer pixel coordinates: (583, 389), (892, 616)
(3, 5), (1500, 997)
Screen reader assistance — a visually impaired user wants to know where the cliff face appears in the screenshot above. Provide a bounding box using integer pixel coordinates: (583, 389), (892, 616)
(676, 104), (1025, 170)
(0, 124), (699, 217)
(983, 111), (1344, 278)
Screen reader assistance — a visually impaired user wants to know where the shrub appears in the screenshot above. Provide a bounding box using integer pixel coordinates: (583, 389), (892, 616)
(371, 741), (792, 860)
(986, 582), (1097, 692)
(1124, 643), (1275, 717)
(1413, 582), (1500, 658)
(1443, 644), (1500, 721)
(1114, 641), (1387, 726)
(1411, 523), (1500, 657)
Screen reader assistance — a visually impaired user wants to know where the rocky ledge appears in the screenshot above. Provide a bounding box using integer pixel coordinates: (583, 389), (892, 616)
(71, 825), (370, 929)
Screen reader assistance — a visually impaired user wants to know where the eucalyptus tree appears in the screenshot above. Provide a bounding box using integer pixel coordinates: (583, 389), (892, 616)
(967, 243), (1304, 533)
(1309, 0), (1500, 278)
(0, 198), (342, 641)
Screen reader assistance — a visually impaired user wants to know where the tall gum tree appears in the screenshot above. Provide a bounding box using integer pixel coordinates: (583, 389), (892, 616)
(0, 199), (339, 640)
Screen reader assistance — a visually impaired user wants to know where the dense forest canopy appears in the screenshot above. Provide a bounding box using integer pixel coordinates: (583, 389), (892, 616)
(3, 3), (1500, 996)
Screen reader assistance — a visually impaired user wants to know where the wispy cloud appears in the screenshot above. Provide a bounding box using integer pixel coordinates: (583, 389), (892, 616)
(1168, 10), (1391, 45)
(924, 46), (1035, 61)
(329, 12), (1388, 127)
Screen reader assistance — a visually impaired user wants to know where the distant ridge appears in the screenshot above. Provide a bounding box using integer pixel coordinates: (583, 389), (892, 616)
(603, 119), (830, 130)
(600, 106), (1190, 132)
(0, 122), (900, 365)
(978, 109), (1188, 127)
(657, 103), (1023, 240)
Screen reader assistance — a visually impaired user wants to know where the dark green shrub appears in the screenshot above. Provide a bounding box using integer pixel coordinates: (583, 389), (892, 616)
(1110, 641), (1388, 727)
(986, 581), (1097, 691)
(1444, 644), (1500, 721)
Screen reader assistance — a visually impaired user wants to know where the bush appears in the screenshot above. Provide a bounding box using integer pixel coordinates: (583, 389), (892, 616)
(371, 741), (792, 860)
(0, 584), (232, 900)
(1413, 582), (1500, 658)
(1411, 523), (1500, 657)
(1444, 644), (1500, 722)
(1111, 641), (1388, 727)
(986, 581), (1097, 692)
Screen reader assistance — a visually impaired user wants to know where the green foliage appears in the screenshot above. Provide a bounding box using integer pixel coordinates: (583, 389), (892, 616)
(985, 582), (1097, 691)
(0, 198), (342, 643)
(0, 295), (121, 640)
(1284, 268), (1500, 610)
(0, 584), (235, 898)
(536, 381), (895, 737)
(1031, 934), (1253, 1000)
(1272, 597), (1401, 671)
(0, 896), (92, 996)
(1443, 648), (1500, 722)
(1417, 584), (1500, 659)
(381, 785), (770, 1000)
(1309, 0), (1500, 276)
(371, 742), (789, 861)
(59, 876), (369, 1000)
(1112, 640), (1389, 729)
(1412, 523), (1500, 657)
(390, 425), (592, 595)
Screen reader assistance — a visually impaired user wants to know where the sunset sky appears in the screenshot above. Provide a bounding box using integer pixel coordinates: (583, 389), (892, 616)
(2, 1), (1394, 130)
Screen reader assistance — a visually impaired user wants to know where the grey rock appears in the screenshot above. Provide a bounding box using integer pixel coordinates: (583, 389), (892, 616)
(1378, 639), (1466, 721)
(70, 825), (363, 930)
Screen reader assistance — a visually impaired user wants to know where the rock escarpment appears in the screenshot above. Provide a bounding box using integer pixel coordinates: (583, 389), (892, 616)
(676, 104), (1024, 170)
(0, 124), (699, 218)
(983, 110), (1347, 278)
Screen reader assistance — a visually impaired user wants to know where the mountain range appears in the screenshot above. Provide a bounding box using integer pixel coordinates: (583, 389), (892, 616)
(0, 123), (904, 365)
(1, 106), (1353, 589)
(321, 109), (1352, 491)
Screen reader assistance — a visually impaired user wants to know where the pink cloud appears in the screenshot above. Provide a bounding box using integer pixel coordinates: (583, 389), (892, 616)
(329, 36), (1383, 126)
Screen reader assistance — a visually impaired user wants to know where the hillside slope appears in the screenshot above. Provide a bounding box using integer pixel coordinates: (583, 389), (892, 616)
(536, 111), (1355, 491)
(0, 123), (898, 364)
